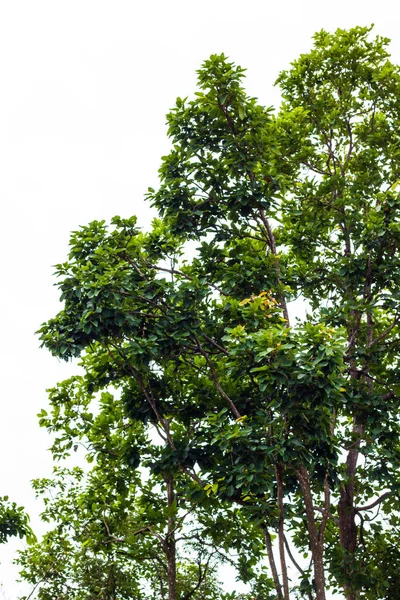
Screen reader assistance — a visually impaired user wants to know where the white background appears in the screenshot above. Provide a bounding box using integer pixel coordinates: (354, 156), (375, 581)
(0, 1), (399, 598)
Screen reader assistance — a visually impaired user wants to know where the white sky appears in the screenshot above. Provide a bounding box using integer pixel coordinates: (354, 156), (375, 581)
(0, 1), (399, 598)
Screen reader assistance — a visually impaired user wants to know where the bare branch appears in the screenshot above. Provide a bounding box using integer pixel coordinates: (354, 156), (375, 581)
(283, 534), (305, 577)
(355, 492), (391, 513)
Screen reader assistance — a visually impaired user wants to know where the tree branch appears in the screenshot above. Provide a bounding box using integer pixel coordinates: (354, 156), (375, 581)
(263, 527), (284, 600)
(195, 341), (242, 419)
(283, 534), (305, 577)
(355, 492), (391, 513)
(258, 209), (290, 325)
(368, 315), (399, 348)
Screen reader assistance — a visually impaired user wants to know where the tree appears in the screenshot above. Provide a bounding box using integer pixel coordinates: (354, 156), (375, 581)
(18, 373), (267, 599)
(36, 26), (400, 600)
(17, 466), (232, 600)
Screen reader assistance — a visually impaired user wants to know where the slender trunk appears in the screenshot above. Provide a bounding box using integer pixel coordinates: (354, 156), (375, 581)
(262, 526), (284, 600)
(106, 560), (117, 600)
(296, 466), (326, 600)
(275, 464), (290, 600)
(338, 421), (363, 600)
(166, 474), (177, 600)
(339, 297), (367, 600)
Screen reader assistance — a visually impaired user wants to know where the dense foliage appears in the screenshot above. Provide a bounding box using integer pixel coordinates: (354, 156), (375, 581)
(18, 26), (400, 600)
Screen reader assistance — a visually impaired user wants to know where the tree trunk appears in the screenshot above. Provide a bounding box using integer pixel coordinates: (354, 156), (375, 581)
(166, 474), (177, 600)
(296, 466), (326, 600)
(275, 464), (290, 600)
(338, 421), (363, 600)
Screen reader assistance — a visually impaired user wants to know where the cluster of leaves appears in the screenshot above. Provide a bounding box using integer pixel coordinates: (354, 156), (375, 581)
(0, 497), (33, 544)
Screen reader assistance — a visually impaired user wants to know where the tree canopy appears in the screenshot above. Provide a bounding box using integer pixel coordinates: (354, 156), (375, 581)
(19, 25), (400, 600)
